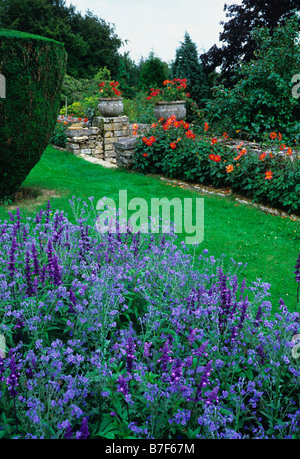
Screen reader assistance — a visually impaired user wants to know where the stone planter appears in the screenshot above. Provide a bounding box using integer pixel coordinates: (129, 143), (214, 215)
(154, 100), (186, 122)
(98, 97), (124, 117)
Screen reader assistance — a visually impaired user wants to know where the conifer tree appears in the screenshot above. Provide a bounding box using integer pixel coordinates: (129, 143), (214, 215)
(171, 32), (209, 106)
(138, 51), (169, 91)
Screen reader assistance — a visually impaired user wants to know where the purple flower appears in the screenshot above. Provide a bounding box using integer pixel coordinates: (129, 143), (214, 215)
(6, 355), (20, 397)
(157, 340), (173, 373)
(143, 341), (152, 357)
(64, 422), (73, 439)
(295, 254), (300, 283)
(125, 337), (136, 374)
(117, 374), (129, 396)
(8, 237), (17, 279)
(77, 417), (89, 439)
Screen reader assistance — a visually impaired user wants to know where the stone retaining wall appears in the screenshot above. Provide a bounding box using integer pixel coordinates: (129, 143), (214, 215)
(114, 137), (138, 169)
(66, 126), (102, 158)
(65, 118), (150, 166)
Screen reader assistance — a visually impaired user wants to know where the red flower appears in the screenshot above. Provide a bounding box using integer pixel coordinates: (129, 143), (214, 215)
(270, 132), (277, 140)
(143, 153), (148, 158)
(170, 142), (177, 149)
(209, 154), (221, 163)
(185, 130), (195, 139)
(259, 152), (267, 161)
(211, 138), (217, 145)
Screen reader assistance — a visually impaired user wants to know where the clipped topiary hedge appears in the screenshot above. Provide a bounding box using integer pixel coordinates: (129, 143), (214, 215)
(0, 29), (67, 199)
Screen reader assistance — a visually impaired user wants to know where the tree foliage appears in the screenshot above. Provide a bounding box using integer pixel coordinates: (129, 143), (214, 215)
(200, 0), (300, 86)
(0, 0), (123, 79)
(138, 51), (169, 91)
(171, 32), (209, 106)
(205, 15), (300, 142)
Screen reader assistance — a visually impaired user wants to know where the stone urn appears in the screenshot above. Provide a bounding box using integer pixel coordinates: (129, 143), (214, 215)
(98, 97), (124, 117)
(154, 100), (186, 122)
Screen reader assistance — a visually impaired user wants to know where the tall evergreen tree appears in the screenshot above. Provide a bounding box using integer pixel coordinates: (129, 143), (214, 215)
(171, 32), (209, 106)
(200, 0), (300, 86)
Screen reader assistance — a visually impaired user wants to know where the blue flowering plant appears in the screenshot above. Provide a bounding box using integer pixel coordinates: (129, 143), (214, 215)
(0, 199), (300, 439)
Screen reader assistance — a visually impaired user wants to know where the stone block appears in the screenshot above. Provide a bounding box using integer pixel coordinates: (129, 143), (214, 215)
(66, 143), (80, 150)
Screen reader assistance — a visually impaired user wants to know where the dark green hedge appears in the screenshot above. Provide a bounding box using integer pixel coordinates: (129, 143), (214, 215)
(0, 29), (67, 199)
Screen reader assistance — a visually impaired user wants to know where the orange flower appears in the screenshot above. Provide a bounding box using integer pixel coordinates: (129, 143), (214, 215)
(259, 152), (267, 161)
(132, 130), (137, 136)
(279, 144), (286, 150)
(269, 152), (274, 158)
(265, 170), (273, 180)
(270, 132), (277, 140)
(223, 132), (229, 139)
(170, 142), (177, 149)
(287, 147), (293, 156)
(132, 123), (138, 130)
(226, 164), (234, 173)
(151, 122), (158, 128)
(204, 122), (209, 131)
(234, 148), (247, 161)
(278, 132), (282, 141)
(236, 142), (244, 150)
(143, 152), (148, 158)
(211, 138), (218, 145)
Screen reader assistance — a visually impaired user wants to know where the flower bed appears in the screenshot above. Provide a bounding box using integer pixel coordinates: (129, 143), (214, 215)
(0, 199), (300, 439)
(133, 118), (300, 215)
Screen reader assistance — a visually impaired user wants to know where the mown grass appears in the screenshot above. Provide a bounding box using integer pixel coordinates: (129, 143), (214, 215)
(0, 145), (299, 313)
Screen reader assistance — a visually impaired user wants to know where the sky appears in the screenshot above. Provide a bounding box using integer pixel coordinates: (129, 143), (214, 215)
(65, 0), (243, 64)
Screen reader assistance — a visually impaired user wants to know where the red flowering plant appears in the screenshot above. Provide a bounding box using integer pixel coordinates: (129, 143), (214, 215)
(99, 81), (122, 98)
(133, 115), (200, 177)
(146, 79), (191, 103)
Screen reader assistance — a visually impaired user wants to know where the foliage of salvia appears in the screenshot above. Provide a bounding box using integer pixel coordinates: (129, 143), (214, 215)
(0, 199), (300, 439)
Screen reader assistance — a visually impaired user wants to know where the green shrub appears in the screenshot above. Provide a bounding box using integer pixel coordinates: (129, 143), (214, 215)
(204, 16), (300, 143)
(50, 120), (72, 148)
(60, 96), (99, 118)
(61, 74), (99, 107)
(122, 91), (157, 123)
(0, 29), (67, 199)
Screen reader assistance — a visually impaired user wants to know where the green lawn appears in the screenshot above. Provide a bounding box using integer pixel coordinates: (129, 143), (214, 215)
(1, 145), (299, 312)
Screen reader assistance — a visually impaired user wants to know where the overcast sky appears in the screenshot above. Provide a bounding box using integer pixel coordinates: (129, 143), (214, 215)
(65, 0), (243, 63)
